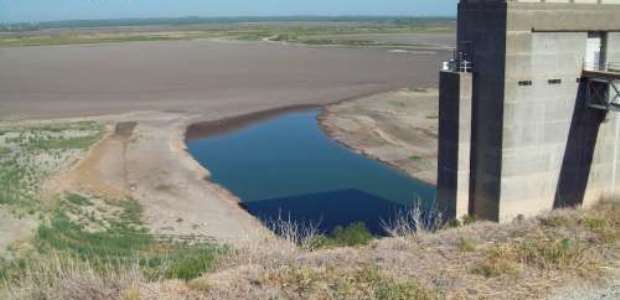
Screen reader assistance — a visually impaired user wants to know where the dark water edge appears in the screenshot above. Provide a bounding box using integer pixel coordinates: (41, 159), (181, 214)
(187, 109), (436, 236)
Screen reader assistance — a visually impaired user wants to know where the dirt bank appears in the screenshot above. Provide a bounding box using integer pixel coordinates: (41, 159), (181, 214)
(320, 88), (439, 185)
(48, 111), (275, 245)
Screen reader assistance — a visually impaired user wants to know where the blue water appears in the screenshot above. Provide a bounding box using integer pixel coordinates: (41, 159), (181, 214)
(187, 109), (436, 235)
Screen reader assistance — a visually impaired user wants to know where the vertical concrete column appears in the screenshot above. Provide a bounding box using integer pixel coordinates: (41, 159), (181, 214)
(437, 71), (473, 220)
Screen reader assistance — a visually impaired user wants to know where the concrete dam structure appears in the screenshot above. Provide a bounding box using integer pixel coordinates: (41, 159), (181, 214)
(438, 0), (620, 222)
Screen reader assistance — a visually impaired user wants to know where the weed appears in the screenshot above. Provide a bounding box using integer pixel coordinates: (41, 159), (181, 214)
(375, 281), (438, 300)
(0, 147), (10, 156)
(540, 215), (573, 227)
(583, 213), (620, 242)
(518, 237), (591, 270)
(65, 193), (93, 206)
(472, 244), (522, 277)
(462, 215), (477, 225)
(474, 233), (594, 278)
(456, 237), (477, 252)
(160, 247), (226, 280)
(329, 222), (374, 246)
(306, 222), (374, 250)
(31, 194), (227, 281)
(0, 122), (103, 214)
(446, 218), (461, 228)
(122, 287), (142, 300)
(261, 264), (439, 299)
(583, 216), (607, 231)
(382, 202), (443, 237)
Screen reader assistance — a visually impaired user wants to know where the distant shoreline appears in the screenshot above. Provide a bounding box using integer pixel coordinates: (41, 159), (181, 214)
(2, 16), (456, 32)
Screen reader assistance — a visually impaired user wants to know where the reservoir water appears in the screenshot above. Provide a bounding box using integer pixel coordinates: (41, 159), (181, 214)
(187, 109), (436, 235)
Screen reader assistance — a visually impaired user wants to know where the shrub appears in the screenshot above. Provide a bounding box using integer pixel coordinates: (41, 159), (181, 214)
(462, 214), (477, 225)
(330, 222), (374, 247)
(307, 222), (374, 249)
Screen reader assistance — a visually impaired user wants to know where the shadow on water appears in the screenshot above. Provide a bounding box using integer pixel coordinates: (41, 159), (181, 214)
(554, 81), (607, 208)
(241, 189), (409, 235)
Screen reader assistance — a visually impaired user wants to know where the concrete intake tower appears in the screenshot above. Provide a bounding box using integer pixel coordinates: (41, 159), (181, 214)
(438, 0), (620, 222)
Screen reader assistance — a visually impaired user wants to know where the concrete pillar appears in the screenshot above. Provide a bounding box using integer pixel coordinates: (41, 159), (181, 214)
(437, 71), (473, 220)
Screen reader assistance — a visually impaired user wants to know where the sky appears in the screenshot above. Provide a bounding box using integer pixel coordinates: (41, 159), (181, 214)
(0, 0), (457, 23)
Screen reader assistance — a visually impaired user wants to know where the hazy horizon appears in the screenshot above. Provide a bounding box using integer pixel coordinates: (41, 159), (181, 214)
(0, 0), (457, 23)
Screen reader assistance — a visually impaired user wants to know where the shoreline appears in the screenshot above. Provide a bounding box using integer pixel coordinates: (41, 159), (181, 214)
(185, 104), (319, 141)
(317, 88), (439, 186)
(317, 110), (436, 187)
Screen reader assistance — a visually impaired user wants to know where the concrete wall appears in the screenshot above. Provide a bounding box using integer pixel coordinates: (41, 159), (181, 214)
(438, 1), (620, 222)
(500, 30), (586, 221)
(500, 5), (620, 221)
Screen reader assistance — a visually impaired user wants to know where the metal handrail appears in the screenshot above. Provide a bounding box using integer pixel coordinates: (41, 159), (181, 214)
(442, 59), (473, 73)
(583, 61), (620, 73)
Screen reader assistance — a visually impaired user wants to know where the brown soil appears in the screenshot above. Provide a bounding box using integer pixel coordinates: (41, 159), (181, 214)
(0, 40), (448, 120)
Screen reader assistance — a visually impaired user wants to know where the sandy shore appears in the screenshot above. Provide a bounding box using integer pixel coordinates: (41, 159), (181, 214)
(320, 88), (439, 185)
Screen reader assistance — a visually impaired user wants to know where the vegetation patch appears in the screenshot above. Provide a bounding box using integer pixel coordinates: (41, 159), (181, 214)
(0, 122), (103, 215)
(259, 265), (439, 300)
(474, 233), (597, 278)
(0, 147), (10, 156)
(306, 222), (374, 249)
(0, 19), (454, 48)
(375, 280), (439, 300)
(456, 237), (477, 252)
(27, 194), (226, 281)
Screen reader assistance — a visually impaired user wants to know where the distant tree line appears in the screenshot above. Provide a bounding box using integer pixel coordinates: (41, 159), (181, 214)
(0, 16), (455, 32)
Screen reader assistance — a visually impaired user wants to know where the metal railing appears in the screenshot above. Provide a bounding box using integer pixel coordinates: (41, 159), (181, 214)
(583, 61), (620, 73)
(442, 59), (472, 73)
(442, 50), (473, 73)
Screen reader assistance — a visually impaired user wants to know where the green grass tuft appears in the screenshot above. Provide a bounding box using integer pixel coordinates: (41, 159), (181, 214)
(375, 280), (439, 300)
(307, 222), (374, 249)
(456, 237), (477, 252)
(30, 194), (227, 281)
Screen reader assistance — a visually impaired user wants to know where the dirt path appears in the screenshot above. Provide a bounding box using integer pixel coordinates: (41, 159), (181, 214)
(320, 88), (439, 185)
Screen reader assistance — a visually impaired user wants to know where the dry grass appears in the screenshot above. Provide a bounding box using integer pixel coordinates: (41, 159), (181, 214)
(1, 200), (619, 299)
